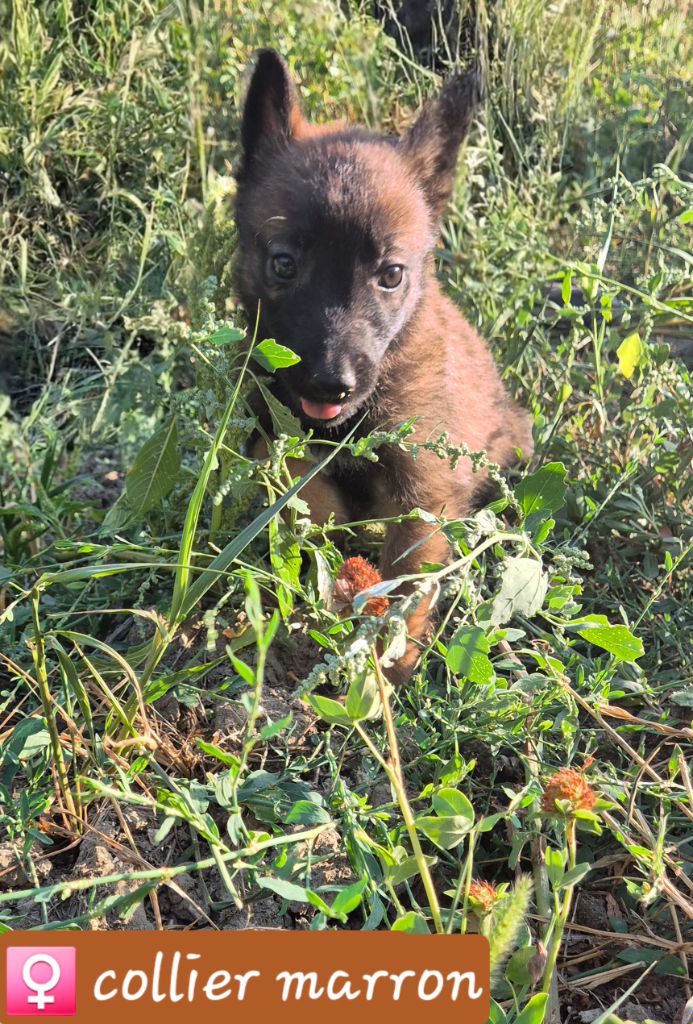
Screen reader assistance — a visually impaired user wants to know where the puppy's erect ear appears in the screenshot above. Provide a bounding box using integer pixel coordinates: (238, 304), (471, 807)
(239, 49), (305, 176)
(402, 66), (484, 217)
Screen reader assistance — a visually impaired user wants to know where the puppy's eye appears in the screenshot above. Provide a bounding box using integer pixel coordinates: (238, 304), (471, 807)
(270, 253), (296, 280)
(378, 264), (404, 290)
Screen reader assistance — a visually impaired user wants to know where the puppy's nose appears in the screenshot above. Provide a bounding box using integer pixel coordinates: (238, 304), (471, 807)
(311, 372), (355, 402)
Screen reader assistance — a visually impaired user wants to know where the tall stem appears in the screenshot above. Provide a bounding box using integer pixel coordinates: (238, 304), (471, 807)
(542, 817), (577, 1007)
(372, 656), (444, 933)
(30, 587), (78, 827)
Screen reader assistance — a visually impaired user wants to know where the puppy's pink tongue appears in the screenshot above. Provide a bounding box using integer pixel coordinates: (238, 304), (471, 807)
(300, 398), (343, 420)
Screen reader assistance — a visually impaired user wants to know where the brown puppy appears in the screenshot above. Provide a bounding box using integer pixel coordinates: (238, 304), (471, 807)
(235, 50), (533, 681)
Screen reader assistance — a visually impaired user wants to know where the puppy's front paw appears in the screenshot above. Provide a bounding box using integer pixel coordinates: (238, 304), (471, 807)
(384, 640), (423, 686)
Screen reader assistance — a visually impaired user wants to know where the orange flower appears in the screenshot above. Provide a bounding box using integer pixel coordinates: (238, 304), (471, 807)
(468, 880), (502, 916)
(541, 768), (596, 817)
(334, 556), (388, 616)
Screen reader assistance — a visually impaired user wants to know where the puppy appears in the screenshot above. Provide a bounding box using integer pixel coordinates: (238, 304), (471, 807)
(234, 50), (533, 682)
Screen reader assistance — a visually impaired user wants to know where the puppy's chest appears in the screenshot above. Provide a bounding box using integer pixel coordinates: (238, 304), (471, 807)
(324, 447), (412, 520)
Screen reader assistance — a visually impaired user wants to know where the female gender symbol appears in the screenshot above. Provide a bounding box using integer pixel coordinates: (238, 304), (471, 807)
(22, 953), (61, 1010)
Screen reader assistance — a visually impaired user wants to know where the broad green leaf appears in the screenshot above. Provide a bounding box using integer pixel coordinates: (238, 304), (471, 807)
(285, 800), (331, 826)
(489, 998), (508, 1024)
(578, 624), (643, 661)
(126, 416), (180, 515)
(569, 615), (644, 661)
(387, 854), (438, 886)
(331, 878), (367, 918)
(446, 625), (493, 683)
(432, 787), (475, 822)
(490, 557), (548, 626)
(391, 912), (430, 933)
(617, 332), (644, 379)
(206, 326), (245, 345)
(305, 693), (352, 727)
(617, 948), (661, 965)
(253, 338), (301, 371)
(506, 946), (536, 986)
(515, 462), (567, 528)
(346, 670), (382, 720)
(7, 719), (51, 762)
(257, 877), (309, 902)
(305, 890), (333, 916)
(257, 380), (303, 437)
(514, 992), (548, 1024)
(560, 862), (593, 888)
(478, 812), (503, 832)
(100, 493), (133, 534)
(654, 955), (688, 977)
(416, 814), (473, 850)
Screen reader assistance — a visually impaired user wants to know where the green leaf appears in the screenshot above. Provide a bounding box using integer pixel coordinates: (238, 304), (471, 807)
(346, 670), (382, 720)
(489, 998), (508, 1024)
(617, 332), (644, 379)
(446, 625), (494, 683)
(253, 338), (301, 372)
(229, 653), (255, 686)
(305, 890), (333, 916)
(617, 948), (661, 965)
(545, 846), (565, 887)
(387, 854), (438, 886)
(432, 787), (475, 822)
(514, 993), (549, 1024)
(260, 714), (293, 739)
(560, 862), (592, 888)
(195, 739), (240, 767)
(7, 719), (51, 762)
(569, 615), (644, 661)
(331, 878), (367, 918)
(177, 440), (344, 620)
(416, 814), (473, 850)
(506, 946), (536, 986)
(515, 462), (567, 532)
(578, 624), (644, 661)
(285, 800), (331, 826)
(206, 326), (245, 345)
(257, 877), (309, 902)
(269, 516), (301, 619)
(490, 557), (548, 626)
(256, 380), (304, 437)
(391, 912), (430, 933)
(478, 812), (503, 832)
(304, 694), (352, 727)
(125, 416), (180, 515)
(654, 954), (688, 977)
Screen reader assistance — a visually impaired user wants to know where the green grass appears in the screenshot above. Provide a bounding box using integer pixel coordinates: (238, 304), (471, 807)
(1, 1), (692, 1021)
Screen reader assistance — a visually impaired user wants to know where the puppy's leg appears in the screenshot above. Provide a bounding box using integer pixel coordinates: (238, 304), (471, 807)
(379, 519), (451, 684)
(252, 436), (349, 526)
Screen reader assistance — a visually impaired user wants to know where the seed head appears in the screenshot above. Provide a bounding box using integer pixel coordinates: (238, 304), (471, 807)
(468, 880), (502, 916)
(541, 768), (596, 817)
(334, 556), (388, 616)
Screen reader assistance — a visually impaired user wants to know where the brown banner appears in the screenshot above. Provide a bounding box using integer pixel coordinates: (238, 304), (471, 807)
(2, 931), (489, 1023)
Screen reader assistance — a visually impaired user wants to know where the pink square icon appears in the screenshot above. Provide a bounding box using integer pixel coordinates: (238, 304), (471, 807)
(6, 947), (76, 1016)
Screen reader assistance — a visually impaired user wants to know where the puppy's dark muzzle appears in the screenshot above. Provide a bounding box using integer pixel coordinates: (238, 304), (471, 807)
(305, 370), (356, 404)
